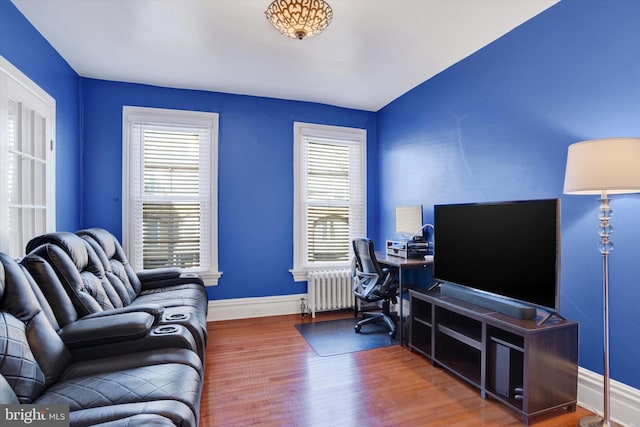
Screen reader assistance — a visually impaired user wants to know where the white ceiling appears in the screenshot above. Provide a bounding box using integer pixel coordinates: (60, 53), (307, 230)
(12, 0), (559, 112)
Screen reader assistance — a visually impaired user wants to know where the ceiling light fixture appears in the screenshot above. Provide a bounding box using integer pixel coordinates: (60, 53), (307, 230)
(265, 0), (333, 40)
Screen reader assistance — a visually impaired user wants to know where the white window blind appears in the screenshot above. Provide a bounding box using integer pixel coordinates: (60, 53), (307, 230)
(0, 56), (56, 258)
(136, 125), (210, 270)
(123, 107), (220, 284)
(292, 122), (366, 280)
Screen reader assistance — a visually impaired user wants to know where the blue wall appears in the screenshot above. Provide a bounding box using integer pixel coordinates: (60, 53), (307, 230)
(377, 0), (640, 389)
(0, 0), (82, 231)
(5, 0), (640, 391)
(79, 79), (378, 300)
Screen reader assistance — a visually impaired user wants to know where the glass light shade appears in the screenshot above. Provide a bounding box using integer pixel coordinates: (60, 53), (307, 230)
(563, 137), (640, 194)
(265, 0), (333, 40)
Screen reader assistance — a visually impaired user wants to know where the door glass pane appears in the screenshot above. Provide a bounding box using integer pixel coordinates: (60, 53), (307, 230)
(8, 100), (17, 150)
(22, 108), (33, 156)
(8, 151), (21, 204)
(34, 112), (46, 160)
(9, 207), (21, 259)
(22, 157), (33, 205)
(35, 208), (46, 236)
(35, 160), (46, 205)
(23, 207), (34, 244)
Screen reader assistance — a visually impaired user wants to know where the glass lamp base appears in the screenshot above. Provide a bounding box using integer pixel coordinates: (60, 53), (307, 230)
(579, 416), (620, 427)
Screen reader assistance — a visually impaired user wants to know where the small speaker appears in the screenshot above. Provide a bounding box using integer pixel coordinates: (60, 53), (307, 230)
(494, 343), (511, 397)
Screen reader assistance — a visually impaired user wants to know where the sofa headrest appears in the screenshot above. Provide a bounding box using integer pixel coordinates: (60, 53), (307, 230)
(20, 253), (76, 328)
(26, 244), (111, 315)
(76, 228), (143, 296)
(77, 228), (117, 259)
(0, 253), (72, 403)
(0, 253), (41, 324)
(26, 232), (89, 270)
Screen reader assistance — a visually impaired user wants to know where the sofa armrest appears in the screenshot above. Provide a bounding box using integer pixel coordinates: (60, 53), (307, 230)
(81, 304), (164, 321)
(68, 326), (200, 363)
(138, 268), (204, 290)
(59, 312), (155, 349)
(137, 267), (182, 282)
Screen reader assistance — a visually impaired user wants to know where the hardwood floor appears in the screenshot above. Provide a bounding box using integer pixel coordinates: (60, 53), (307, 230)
(200, 311), (592, 426)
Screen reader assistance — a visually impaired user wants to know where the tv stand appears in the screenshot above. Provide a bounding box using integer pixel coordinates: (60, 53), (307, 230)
(439, 283), (538, 320)
(409, 288), (578, 426)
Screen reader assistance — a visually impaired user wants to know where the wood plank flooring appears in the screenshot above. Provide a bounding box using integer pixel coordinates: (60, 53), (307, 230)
(200, 311), (592, 426)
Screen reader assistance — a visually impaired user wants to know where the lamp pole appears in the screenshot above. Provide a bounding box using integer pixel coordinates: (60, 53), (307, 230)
(598, 192), (611, 427)
(579, 193), (614, 427)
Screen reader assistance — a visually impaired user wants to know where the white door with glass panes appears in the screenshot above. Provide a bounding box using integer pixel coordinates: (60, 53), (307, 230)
(0, 57), (56, 258)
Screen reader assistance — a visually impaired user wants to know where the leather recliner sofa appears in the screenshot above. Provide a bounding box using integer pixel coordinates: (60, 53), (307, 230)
(21, 248), (200, 361)
(0, 252), (204, 426)
(25, 230), (207, 360)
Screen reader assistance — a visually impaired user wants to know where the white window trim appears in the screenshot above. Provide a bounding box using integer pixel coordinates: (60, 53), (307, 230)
(0, 55), (56, 256)
(291, 121), (366, 282)
(122, 106), (221, 285)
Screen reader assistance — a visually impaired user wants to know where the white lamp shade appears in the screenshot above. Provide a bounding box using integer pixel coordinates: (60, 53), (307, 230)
(563, 137), (640, 194)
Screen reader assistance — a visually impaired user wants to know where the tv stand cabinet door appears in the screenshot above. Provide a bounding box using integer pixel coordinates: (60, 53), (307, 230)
(523, 324), (578, 415)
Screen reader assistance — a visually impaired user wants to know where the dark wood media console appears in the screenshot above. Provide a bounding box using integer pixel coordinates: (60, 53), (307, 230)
(409, 288), (578, 426)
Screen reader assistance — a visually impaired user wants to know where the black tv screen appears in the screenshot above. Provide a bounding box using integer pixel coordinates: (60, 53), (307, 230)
(433, 199), (560, 311)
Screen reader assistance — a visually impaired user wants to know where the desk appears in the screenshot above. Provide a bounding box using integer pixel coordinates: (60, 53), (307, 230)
(376, 252), (433, 344)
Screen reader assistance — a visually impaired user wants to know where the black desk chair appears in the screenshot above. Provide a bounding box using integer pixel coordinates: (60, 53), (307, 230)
(352, 238), (399, 337)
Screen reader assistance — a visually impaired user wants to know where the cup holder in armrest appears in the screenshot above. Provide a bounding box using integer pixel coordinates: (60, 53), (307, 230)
(152, 325), (180, 335)
(165, 313), (189, 321)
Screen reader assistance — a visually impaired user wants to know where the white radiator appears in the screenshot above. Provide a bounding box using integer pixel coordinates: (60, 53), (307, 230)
(307, 269), (354, 318)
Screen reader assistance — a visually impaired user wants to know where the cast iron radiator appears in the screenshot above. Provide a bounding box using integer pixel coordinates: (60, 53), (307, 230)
(307, 269), (353, 318)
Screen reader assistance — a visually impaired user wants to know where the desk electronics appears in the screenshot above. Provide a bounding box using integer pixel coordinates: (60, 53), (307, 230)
(386, 239), (429, 259)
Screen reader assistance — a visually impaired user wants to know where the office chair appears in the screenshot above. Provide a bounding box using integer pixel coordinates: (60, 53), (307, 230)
(352, 238), (399, 337)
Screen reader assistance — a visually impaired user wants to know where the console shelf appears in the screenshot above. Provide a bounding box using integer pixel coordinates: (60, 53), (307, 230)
(409, 288), (578, 426)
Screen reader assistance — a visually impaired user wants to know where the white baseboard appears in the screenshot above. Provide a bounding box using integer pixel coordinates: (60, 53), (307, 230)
(206, 296), (640, 427)
(577, 367), (640, 427)
(206, 294), (307, 321)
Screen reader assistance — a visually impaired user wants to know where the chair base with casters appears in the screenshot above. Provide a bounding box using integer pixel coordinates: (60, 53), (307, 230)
(354, 297), (398, 337)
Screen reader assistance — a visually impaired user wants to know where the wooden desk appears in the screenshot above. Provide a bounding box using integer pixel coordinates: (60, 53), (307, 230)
(376, 252), (433, 344)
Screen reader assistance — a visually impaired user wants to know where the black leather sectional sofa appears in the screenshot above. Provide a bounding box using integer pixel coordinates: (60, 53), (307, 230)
(0, 228), (208, 426)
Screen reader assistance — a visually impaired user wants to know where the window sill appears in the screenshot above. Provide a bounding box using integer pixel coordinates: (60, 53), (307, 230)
(200, 271), (223, 286)
(290, 269), (309, 282)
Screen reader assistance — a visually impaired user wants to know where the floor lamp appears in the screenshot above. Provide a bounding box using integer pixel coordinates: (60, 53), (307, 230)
(563, 137), (640, 427)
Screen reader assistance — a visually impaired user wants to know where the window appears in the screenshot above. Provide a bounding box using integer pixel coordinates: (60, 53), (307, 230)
(123, 106), (220, 285)
(292, 122), (366, 280)
(0, 56), (56, 258)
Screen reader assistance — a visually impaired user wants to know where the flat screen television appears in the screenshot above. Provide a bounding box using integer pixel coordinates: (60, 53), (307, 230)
(433, 198), (560, 315)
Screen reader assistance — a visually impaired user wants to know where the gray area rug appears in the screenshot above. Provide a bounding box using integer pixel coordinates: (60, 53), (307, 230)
(295, 317), (399, 357)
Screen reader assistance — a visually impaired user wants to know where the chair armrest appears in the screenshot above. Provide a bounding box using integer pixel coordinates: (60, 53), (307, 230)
(59, 312), (155, 349)
(138, 268), (204, 290)
(81, 304), (164, 321)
